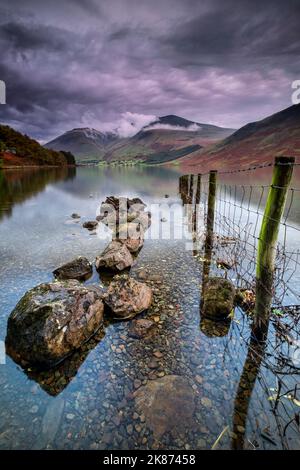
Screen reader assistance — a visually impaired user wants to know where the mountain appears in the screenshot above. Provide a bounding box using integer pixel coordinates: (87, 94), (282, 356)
(178, 104), (300, 170)
(105, 116), (234, 164)
(0, 125), (75, 168)
(45, 117), (235, 164)
(45, 128), (119, 163)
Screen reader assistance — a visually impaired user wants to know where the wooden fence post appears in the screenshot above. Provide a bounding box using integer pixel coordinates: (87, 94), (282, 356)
(206, 170), (217, 249)
(188, 174), (194, 203)
(193, 173), (202, 234)
(253, 156), (295, 341)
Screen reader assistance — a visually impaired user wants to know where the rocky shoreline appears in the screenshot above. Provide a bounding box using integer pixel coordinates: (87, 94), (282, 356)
(6, 196), (153, 369)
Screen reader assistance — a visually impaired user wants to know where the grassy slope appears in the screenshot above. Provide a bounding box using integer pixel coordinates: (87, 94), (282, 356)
(177, 105), (300, 171)
(104, 128), (233, 163)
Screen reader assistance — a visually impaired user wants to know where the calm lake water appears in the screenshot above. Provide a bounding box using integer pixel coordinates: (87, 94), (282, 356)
(0, 165), (299, 450)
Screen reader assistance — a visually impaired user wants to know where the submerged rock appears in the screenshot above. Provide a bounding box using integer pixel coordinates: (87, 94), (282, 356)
(95, 240), (133, 272)
(128, 318), (157, 339)
(202, 277), (236, 320)
(103, 275), (152, 320)
(6, 280), (104, 368)
(53, 256), (93, 281)
(134, 375), (196, 439)
(83, 220), (98, 231)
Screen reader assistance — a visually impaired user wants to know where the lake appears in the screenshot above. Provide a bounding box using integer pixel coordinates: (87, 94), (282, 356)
(0, 165), (299, 450)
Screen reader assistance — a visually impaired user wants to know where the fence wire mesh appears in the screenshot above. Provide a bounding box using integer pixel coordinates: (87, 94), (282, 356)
(179, 163), (300, 449)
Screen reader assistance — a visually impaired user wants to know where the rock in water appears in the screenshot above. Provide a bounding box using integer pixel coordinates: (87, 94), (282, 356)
(202, 277), (236, 320)
(83, 220), (98, 230)
(128, 319), (157, 339)
(103, 276), (152, 320)
(113, 222), (145, 253)
(6, 281), (104, 368)
(134, 375), (196, 439)
(95, 240), (133, 272)
(53, 256), (92, 281)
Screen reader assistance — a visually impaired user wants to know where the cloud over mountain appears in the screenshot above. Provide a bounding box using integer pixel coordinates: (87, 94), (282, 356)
(0, 0), (299, 141)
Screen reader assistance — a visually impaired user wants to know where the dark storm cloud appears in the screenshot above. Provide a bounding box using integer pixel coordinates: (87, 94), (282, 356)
(0, 0), (299, 141)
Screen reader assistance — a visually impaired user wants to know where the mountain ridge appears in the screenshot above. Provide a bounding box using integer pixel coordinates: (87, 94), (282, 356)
(45, 115), (235, 164)
(178, 104), (300, 169)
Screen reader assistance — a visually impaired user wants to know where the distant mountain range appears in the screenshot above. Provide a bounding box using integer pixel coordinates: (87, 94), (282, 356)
(45, 115), (235, 164)
(178, 104), (300, 169)
(3, 105), (300, 169)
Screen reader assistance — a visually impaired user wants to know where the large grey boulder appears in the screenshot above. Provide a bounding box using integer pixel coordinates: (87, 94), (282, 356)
(95, 240), (134, 272)
(103, 275), (152, 320)
(6, 280), (104, 368)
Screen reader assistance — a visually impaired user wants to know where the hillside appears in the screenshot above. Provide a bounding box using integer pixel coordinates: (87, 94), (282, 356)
(178, 104), (300, 170)
(0, 125), (75, 167)
(45, 128), (119, 163)
(45, 116), (234, 164)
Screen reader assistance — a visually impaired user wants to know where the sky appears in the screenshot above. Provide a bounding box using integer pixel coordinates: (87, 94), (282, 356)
(0, 0), (299, 141)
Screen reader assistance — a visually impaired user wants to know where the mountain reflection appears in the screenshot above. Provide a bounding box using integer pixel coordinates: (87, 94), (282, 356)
(0, 167), (76, 221)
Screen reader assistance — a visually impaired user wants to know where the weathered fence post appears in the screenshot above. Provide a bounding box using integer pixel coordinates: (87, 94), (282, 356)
(253, 156), (295, 341)
(179, 175), (189, 205)
(188, 174), (194, 203)
(193, 173), (202, 234)
(195, 173), (201, 205)
(206, 170), (217, 249)
(200, 171), (217, 311)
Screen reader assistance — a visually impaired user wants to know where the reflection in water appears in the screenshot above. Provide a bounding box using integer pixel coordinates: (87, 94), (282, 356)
(0, 166), (298, 450)
(0, 167), (76, 220)
(200, 316), (231, 337)
(231, 337), (266, 449)
(24, 329), (106, 396)
(179, 173), (231, 338)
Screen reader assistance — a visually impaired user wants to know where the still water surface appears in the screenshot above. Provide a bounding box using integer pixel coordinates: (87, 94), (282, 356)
(0, 165), (299, 450)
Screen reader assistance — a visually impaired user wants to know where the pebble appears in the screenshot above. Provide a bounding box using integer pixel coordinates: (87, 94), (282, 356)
(66, 413), (75, 421)
(29, 405), (39, 414)
(153, 351), (164, 358)
(126, 424), (133, 435)
(134, 379), (142, 389)
(201, 397), (212, 408)
(148, 359), (159, 369)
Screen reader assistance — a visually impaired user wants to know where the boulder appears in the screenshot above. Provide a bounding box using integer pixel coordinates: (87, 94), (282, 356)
(83, 220), (98, 231)
(5, 280), (104, 368)
(103, 275), (152, 320)
(134, 375), (196, 439)
(113, 222), (145, 253)
(202, 277), (236, 320)
(134, 211), (151, 231)
(97, 196), (148, 230)
(53, 256), (92, 281)
(118, 236), (144, 253)
(95, 240), (133, 272)
(99, 196), (146, 215)
(128, 319), (157, 339)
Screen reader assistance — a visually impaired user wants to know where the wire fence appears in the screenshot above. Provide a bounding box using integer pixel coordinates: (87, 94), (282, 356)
(179, 161), (300, 449)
